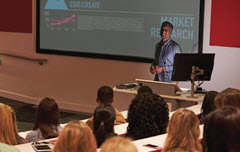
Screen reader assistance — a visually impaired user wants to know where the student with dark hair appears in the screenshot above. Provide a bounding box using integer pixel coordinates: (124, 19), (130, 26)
(203, 106), (240, 152)
(137, 85), (153, 94)
(214, 88), (240, 108)
(198, 90), (218, 124)
(26, 97), (62, 142)
(93, 103), (117, 147)
(126, 93), (169, 140)
(86, 86), (126, 130)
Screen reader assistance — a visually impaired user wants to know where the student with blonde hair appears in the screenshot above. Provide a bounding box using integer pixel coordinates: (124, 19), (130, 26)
(52, 120), (97, 152)
(100, 136), (137, 152)
(162, 108), (202, 152)
(0, 105), (27, 145)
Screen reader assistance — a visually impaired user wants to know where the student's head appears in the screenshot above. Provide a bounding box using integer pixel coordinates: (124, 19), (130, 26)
(127, 93), (169, 140)
(93, 103), (116, 147)
(203, 106), (240, 152)
(199, 91), (218, 124)
(97, 86), (114, 104)
(161, 21), (173, 41)
(33, 97), (60, 138)
(0, 105), (19, 145)
(137, 85), (153, 95)
(100, 136), (137, 152)
(214, 88), (240, 108)
(52, 120), (97, 152)
(163, 108), (201, 152)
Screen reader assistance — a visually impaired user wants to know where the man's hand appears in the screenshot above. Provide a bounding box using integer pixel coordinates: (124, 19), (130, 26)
(155, 66), (163, 74)
(150, 66), (163, 74)
(150, 66), (157, 74)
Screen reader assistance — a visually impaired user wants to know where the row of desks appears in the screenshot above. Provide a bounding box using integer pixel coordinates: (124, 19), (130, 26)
(16, 104), (202, 152)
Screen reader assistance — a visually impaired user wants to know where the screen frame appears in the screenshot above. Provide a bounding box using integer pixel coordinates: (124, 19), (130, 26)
(36, 0), (205, 63)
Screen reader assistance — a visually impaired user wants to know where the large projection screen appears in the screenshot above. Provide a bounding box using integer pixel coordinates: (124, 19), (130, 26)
(37, 0), (204, 62)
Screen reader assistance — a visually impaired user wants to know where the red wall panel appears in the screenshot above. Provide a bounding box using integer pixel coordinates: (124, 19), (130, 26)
(0, 0), (32, 33)
(210, 0), (240, 48)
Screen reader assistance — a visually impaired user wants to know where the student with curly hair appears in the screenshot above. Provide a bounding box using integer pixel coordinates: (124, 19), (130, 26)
(126, 93), (169, 140)
(26, 97), (62, 142)
(93, 103), (117, 147)
(202, 106), (240, 152)
(0, 105), (27, 145)
(214, 88), (240, 108)
(162, 108), (202, 152)
(198, 91), (218, 124)
(100, 136), (137, 152)
(52, 120), (97, 152)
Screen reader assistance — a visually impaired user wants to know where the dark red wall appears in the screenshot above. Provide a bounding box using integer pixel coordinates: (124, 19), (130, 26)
(0, 0), (32, 33)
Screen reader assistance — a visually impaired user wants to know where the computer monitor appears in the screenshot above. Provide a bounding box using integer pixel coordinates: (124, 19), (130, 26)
(172, 53), (215, 81)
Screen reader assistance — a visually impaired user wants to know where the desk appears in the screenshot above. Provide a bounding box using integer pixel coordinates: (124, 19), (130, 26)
(113, 87), (204, 111)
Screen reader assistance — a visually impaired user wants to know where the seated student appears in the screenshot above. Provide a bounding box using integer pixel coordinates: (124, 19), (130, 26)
(52, 120), (97, 152)
(93, 103), (117, 147)
(126, 93), (169, 140)
(162, 108), (202, 152)
(0, 142), (20, 152)
(137, 85), (153, 94)
(86, 86), (126, 130)
(202, 106), (240, 152)
(0, 105), (27, 145)
(100, 136), (137, 152)
(198, 90), (218, 124)
(26, 97), (62, 142)
(214, 88), (240, 108)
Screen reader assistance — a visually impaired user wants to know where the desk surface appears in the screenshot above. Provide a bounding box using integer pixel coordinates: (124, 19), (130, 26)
(113, 87), (204, 102)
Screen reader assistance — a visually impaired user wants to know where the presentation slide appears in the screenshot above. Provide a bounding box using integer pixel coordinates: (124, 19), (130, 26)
(38, 0), (201, 60)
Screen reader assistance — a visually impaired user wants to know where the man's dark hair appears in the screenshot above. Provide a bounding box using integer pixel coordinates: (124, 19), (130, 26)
(137, 85), (153, 95)
(97, 86), (114, 103)
(161, 21), (173, 31)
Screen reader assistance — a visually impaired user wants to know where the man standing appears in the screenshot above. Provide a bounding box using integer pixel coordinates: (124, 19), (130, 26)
(150, 21), (182, 83)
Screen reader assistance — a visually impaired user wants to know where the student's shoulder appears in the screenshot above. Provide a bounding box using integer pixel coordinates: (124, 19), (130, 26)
(0, 143), (20, 152)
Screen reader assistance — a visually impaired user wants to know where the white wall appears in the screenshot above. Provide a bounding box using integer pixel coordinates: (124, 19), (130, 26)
(201, 0), (240, 91)
(0, 0), (239, 113)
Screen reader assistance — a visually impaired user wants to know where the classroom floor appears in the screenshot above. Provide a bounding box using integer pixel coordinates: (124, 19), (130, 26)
(0, 96), (91, 132)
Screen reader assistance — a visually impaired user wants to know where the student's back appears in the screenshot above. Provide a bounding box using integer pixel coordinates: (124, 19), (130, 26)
(86, 86), (126, 130)
(93, 103), (117, 147)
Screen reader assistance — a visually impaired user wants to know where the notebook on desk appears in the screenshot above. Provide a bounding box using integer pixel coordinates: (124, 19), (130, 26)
(136, 79), (178, 96)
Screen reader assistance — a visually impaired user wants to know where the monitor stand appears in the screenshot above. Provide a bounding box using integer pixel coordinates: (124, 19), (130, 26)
(189, 66), (204, 98)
